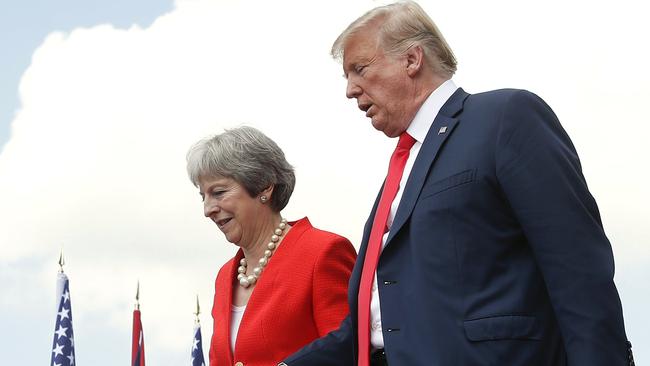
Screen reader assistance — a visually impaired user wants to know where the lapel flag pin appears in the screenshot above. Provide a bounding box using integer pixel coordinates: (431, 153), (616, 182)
(438, 126), (448, 135)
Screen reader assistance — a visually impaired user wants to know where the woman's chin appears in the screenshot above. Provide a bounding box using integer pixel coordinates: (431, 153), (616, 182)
(222, 233), (241, 246)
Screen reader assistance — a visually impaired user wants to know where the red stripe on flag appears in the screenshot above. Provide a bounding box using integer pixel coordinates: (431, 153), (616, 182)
(132, 309), (145, 366)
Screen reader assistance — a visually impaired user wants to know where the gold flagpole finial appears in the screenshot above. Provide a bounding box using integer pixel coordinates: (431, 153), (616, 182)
(58, 248), (65, 273)
(135, 281), (140, 310)
(194, 294), (201, 323)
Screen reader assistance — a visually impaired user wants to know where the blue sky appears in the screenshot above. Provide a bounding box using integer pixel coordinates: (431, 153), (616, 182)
(0, 0), (176, 363)
(0, 0), (173, 149)
(0, 0), (648, 365)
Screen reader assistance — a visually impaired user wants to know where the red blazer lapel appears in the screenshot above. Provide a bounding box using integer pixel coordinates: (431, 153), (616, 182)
(211, 251), (242, 365)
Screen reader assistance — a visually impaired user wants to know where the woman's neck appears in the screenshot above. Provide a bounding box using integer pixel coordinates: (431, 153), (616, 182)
(240, 213), (283, 272)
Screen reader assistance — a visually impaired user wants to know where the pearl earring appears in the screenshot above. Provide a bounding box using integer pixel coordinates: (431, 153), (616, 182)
(260, 195), (268, 203)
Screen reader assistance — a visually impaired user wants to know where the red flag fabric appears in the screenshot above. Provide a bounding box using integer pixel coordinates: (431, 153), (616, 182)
(131, 309), (145, 366)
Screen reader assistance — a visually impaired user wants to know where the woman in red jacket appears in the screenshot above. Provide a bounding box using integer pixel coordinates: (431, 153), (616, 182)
(186, 126), (356, 366)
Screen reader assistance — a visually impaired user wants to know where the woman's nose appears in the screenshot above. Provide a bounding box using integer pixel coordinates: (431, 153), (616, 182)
(204, 199), (220, 217)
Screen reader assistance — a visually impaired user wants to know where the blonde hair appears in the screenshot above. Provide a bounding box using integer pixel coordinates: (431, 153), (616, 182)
(331, 1), (457, 78)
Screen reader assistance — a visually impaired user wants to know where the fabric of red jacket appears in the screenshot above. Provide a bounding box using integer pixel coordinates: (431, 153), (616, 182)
(209, 217), (356, 366)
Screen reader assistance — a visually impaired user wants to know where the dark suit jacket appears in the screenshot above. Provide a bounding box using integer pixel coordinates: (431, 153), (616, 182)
(284, 88), (632, 365)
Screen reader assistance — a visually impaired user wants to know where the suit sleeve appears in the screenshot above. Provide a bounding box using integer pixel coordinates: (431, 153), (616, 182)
(495, 90), (629, 365)
(282, 315), (355, 366)
(312, 236), (356, 336)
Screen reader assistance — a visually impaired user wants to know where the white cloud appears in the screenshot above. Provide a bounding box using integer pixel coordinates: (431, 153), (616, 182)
(1, 0), (648, 364)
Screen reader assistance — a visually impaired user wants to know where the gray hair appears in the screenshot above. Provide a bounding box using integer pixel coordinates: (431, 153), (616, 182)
(331, 0), (457, 78)
(186, 126), (295, 212)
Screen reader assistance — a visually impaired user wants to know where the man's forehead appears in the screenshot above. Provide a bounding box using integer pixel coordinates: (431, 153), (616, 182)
(343, 34), (378, 64)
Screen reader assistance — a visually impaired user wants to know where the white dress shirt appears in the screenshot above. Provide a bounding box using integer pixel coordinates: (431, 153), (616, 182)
(230, 304), (246, 353)
(370, 79), (459, 349)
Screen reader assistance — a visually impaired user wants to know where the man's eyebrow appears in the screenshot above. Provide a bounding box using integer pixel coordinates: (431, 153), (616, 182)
(342, 61), (358, 79)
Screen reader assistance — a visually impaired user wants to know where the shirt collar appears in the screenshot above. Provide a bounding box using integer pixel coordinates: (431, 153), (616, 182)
(406, 79), (458, 144)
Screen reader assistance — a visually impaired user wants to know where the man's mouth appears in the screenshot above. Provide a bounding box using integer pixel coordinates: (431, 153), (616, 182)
(359, 103), (375, 118)
(216, 218), (232, 228)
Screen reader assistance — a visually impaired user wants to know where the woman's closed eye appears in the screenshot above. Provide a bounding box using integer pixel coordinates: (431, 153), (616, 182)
(211, 190), (226, 198)
(199, 190), (224, 202)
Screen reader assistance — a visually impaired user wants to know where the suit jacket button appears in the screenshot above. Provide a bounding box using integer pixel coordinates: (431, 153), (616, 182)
(235, 362), (244, 366)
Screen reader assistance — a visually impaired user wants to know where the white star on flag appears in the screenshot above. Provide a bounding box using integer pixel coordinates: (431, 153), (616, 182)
(52, 344), (64, 357)
(58, 307), (70, 320)
(50, 272), (76, 366)
(191, 322), (206, 366)
(55, 326), (68, 338)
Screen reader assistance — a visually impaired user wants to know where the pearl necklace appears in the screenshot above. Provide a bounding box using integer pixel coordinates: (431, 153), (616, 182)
(237, 218), (288, 288)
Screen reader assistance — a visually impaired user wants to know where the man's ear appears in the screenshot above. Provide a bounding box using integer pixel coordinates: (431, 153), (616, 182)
(405, 45), (425, 77)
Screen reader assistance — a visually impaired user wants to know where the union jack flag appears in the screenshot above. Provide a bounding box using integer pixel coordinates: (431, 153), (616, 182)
(191, 323), (206, 366)
(50, 272), (76, 366)
(132, 308), (145, 366)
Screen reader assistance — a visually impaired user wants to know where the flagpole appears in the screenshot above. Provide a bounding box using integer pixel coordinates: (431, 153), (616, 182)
(55, 249), (66, 311)
(191, 295), (206, 366)
(135, 280), (140, 311)
(50, 249), (76, 366)
(132, 281), (145, 366)
(58, 248), (65, 273)
(194, 294), (200, 324)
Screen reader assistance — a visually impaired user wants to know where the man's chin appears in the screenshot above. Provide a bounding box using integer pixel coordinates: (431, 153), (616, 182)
(372, 119), (407, 138)
(371, 119), (387, 134)
(370, 119), (399, 138)
(378, 125), (402, 138)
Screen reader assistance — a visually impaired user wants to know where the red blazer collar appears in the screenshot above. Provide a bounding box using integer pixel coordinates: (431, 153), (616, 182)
(212, 217), (312, 362)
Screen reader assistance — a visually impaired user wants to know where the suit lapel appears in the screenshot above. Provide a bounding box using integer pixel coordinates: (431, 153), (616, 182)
(214, 252), (240, 365)
(351, 88), (469, 308)
(385, 88), (469, 246)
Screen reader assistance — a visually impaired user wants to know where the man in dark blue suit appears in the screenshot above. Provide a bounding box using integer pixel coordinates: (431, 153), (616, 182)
(282, 1), (633, 365)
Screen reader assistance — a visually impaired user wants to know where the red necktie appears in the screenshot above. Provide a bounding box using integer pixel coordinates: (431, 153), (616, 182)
(357, 132), (416, 366)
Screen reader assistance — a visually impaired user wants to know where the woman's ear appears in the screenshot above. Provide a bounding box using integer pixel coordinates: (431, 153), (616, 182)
(259, 185), (274, 203)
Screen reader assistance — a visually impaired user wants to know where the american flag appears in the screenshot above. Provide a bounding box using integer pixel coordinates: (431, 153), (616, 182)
(191, 323), (206, 366)
(50, 272), (76, 366)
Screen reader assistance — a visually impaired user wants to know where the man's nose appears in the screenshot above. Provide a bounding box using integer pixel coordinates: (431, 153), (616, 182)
(346, 78), (361, 99)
